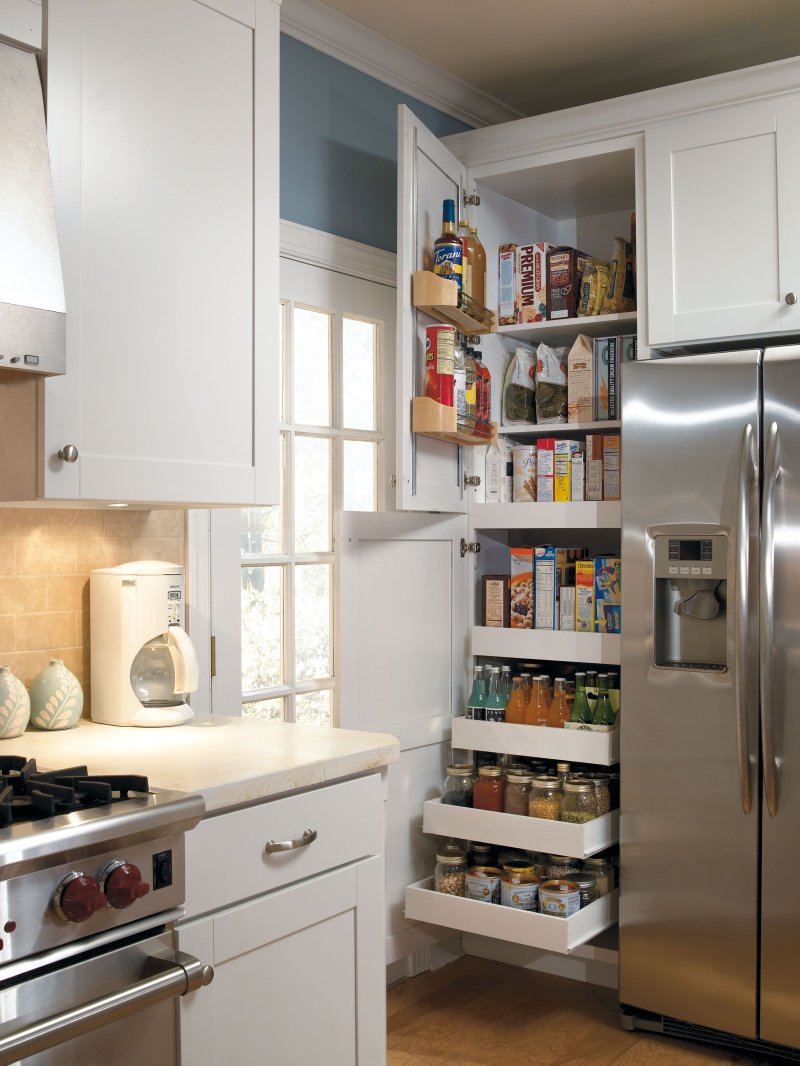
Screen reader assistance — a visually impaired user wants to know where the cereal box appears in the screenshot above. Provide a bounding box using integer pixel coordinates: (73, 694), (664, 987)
(603, 434), (621, 501)
(585, 434), (604, 502)
(559, 587), (576, 631)
(510, 548), (534, 629)
(534, 546), (557, 630)
(518, 242), (551, 323)
(547, 248), (587, 320)
(567, 334), (593, 423)
(576, 559), (595, 633)
(536, 437), (555, 503)
(594, 557), (621, 632)
(498, 245), (518, 325)
(554, 440), (582, 503)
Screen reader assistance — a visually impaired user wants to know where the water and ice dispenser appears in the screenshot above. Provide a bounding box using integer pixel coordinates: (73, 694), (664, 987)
(653, 534), (728, 671)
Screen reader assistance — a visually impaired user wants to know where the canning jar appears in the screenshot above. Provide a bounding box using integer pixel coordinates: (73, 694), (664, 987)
(528, 776), (562, 821)
(561, 780), (598, 823)
(443, 764), (475, 807)
(583, 857), (614, 895)
(583, 773), (611, 816)
(504, 770), (533, 816)
(469, 842), (496, 867)
(434, 851), (467, 896)
(546, 854), (582, 880)
(570, 870), (599, 907)
(527, 852), (550, 879)
(474, 765), (505, 812)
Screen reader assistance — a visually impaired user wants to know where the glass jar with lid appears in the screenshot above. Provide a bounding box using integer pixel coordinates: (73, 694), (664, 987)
(582, 773), (611, 816)
(469, 841), (496, 867)
(443, 764), (475, 807)
(570, 870), (599, 907)
(583, 856), (614, 895)
(561, 780), (598, 823)
(503, 770), (533, 817)
(528, 775), (562, 821)
(473, 765), (505, 811)
(546, 854), (582, 879)
(434, 851), (467, 896)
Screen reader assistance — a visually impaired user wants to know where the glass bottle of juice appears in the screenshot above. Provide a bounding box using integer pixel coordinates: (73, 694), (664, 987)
(467, 665), (487, 721)
(470, 224), (487, 307)
(505, 677), (527, 725)
(526, 677), (550, 727)
(571, 671), (593, 724)
(520, 673), (532, 703)
(548, 677), (571, 728)
(458, 213), (476, 301)
(592, 674), (616, 726)
(471, 343), (491, 437)
(485, 666), (506, 722)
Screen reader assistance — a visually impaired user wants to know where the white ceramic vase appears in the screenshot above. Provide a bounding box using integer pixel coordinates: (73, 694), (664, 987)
(29, 659), (83, 731)
(0, 666), (31, 739)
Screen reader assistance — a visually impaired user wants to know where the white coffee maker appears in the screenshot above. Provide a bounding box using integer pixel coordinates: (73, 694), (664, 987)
(90, 561), (199, 727)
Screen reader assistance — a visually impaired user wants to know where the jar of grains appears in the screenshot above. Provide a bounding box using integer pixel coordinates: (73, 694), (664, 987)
(561, 780), (598, 823)
(546, 854), (582, 880)
(473, 766), (505, 812)
(528, 776), (562, 821)
(570, 870), (599, 907)
(434, 851), (467, 896)
(584, 774), (611, 816)
(443, 764), (475, 807)
(504, 770), (533, 816)
(583, 857), (614, 896)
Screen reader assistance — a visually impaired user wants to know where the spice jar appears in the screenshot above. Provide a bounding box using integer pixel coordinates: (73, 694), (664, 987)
(434, 851), (467, 896)
(528, 775), (562, 821)
(583, 857), (614, 896)
(546, 854), (582, 880)
(443, 764), (475, 807)
(561, 780), (598, 823)
(473, 765), (505, 812)
(570, 870), (599, 907)
(503, 770), (533, 817)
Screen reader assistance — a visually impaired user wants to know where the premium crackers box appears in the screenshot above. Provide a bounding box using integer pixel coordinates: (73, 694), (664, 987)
(594, 556), (621, 632)
(534, 545), (557, 630)
(603, 434), (621, 501)
(518, 242), (552, 323)
(593, 336), (618, 421)
(510, 548), (534, 629)
(575, 559), (595, 632)
(622, 334), (637, 362)
(498, 245), (518, 325)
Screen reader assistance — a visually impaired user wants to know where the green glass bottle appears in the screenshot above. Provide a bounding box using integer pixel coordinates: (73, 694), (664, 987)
(467, 665), (487, 721)
(592, 673), (616, 726)
(571, 672), (593, 724)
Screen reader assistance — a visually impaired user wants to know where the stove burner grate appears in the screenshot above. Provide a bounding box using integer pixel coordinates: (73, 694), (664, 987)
(0, 761), (150, 827)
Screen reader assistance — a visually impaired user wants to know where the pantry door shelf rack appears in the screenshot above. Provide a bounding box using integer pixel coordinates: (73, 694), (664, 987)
(469, 501), (621, 531)
(497, 312), (636, 346)
(412, 397), (498, 447)
(451, 717), (620, 765)
(404, 880), (619, 955)
(423, 799), (619, 859)
(412, 271), (496, 335)
(471, 626), (621, 664)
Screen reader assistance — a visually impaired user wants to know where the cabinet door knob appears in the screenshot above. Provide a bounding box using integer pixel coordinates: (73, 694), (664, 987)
(57, 444), (79, 463)
(785, 292), (797, 305)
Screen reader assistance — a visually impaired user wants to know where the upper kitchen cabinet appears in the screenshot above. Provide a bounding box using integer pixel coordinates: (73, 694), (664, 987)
(0, 0), (280, 506)
(646, 96), (800, 347)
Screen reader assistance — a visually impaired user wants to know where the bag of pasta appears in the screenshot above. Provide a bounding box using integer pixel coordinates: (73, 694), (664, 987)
(502, 346), (537, 425)
(601, 237), (634, 314)
(535, 343), (568, 424)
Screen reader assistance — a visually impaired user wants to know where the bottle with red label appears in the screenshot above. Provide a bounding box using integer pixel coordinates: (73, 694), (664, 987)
(424, 324), (455, 407)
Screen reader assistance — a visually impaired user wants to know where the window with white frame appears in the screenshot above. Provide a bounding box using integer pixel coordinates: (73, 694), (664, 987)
(238, 299), (383, 726)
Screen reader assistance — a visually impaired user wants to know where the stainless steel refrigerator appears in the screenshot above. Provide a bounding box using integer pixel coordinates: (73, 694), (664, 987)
(620, 346), (800, 1057)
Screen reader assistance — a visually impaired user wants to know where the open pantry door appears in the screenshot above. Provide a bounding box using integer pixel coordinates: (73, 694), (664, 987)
(338, 509), (467, 969)
(397, 105), (469, 515)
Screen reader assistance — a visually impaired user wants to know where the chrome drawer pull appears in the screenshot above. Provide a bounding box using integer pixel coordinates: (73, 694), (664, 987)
(264, 828), (317, 854)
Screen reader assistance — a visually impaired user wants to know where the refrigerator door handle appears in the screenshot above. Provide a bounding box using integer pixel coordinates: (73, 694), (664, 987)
(735, 423), (756, 816)
(761, 420), (780, 818)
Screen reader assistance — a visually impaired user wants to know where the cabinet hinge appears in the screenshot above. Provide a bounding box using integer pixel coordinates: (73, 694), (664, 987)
(463, 192), (481, 207)
(210, 635), (217, 678)
(464, 474), (481, 487)
(460, 539), (481, 558)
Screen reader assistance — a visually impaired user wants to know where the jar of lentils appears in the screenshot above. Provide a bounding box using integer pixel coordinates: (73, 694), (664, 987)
(443, 764), (475, 807)
(503, 770), (533, 816)
(546, 854), (582, 879)
(434, 851), (467, 896)
(561, 780), (598, 823)
(528, 775), (562, 821)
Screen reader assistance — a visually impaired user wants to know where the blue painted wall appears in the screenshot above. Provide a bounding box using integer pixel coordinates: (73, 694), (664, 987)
(280, 34), (471, 252)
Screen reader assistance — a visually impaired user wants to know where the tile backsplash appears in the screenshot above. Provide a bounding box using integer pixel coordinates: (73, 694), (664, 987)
(0, 508), (186, 715)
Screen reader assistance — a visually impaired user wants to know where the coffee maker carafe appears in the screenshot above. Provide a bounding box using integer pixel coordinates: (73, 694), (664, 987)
(90, 561), (199, 727)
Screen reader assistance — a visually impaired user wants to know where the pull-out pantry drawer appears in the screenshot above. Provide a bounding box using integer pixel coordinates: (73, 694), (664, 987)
(184, 773), (383, 917)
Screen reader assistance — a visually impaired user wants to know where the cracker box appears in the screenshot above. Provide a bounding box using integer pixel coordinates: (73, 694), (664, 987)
(622, 334), (637, 362)
(498, 245), (518, 325)
(603, 434), (621, 501)
(518, 242), (552, 323)
(594, 557), (621, 632)
(547, 248), (587, 320)
(571, 452), (585, 501)
(559, 586), (576, 631)
(567, 334), (594, 423)
(576, 559), (595, 633)
(536, 437), (555, 503)
(510, 547), (534, 629)
(534, 546), (557, 630)
(593, 336), (618, 421)
(585, 434), (604, 501)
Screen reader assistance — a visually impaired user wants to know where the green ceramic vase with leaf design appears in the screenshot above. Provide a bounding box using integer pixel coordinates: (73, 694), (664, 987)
(0, 666), (30, 739)
(29, 659), (83, 731)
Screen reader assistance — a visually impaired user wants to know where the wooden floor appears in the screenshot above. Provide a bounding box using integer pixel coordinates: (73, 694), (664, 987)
(387, 957), (773, 1066)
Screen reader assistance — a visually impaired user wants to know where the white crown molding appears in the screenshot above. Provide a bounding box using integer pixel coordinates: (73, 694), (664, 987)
(279, 0), (522, 129)
(280, 220), (396, 286)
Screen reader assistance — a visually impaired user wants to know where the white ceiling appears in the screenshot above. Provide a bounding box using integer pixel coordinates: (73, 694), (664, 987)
(318, 0), (800, 117)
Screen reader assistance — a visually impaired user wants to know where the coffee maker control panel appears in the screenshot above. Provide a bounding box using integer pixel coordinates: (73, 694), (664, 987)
(166, 586), (183, 626)
(654, 535), (727, 581)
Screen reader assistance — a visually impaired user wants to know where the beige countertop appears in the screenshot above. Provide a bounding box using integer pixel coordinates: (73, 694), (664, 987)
(8, 716), (400, 814)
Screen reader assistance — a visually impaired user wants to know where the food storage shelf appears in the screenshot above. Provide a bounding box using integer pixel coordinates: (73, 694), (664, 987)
(451, 717), (620, 765)
(469, 501), (621, 531)
(497, 420), (621, 436)
(412, 271), (496, 335)
(412, 397), (498, 447)
(423, 799), (619, 858)
(405, 879), (619, 955)
(497, 312), (636, 345)
(471, 626), (621, 664)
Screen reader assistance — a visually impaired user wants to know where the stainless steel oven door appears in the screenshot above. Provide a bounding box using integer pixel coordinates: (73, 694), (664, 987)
(0, 929), (213, 1065)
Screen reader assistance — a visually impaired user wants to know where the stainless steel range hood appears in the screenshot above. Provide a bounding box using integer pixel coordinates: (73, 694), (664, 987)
(0, 39), (65, 376)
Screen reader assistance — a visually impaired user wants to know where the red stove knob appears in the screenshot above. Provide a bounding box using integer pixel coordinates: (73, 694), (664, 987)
(103, 863), (150, 910)
(55, 874), (106, 924)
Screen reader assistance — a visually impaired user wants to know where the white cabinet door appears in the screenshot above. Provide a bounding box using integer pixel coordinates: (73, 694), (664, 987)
(646, 96), (800, 346)
(41, 0), (279, 505)
(396, 105), (468, 514)
(179, 859), (386, 1066)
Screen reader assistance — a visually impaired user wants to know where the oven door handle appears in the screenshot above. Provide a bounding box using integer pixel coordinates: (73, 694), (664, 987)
(0, 950), (213, 1064)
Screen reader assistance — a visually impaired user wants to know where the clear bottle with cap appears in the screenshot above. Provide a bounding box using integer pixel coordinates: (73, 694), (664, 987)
(525, 676), (550, 727)
(500, 664), (513, 706)
(505, 676), (528, 725)
(592, 674), (616, 726)
(485, 667), (506, 722)
(548, 677), (571, 728)
(467, 664), (487, 721)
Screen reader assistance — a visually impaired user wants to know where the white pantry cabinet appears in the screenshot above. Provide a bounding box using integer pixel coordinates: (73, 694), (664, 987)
(0, 0), (279, 506)
(646, 95), (800, 346)
(178, 774), (386, 1066)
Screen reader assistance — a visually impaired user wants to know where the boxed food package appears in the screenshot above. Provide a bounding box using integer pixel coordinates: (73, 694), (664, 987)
(482, 575), (510, 628)
(604, 603), (622, 633)
(603, 434), (621, 501)
(547, 248), (587, 320)
(593, 336), (618, 421)
(567, 334), (594, 423)
(512, 444), (537, 502)
(622, 334), (637, 362)
(534, 546), (557, 630)
(594, 557), (621, 632)
(575, 559), (595, 633)
(518, 242), (552, 323)
(559, 586), (576, 631)
(498, 245), (518, 325)
(585, 434), (604, 501)
(536, 437), (555, 503)
(571, 452), (585, 501)
(510, 548), (534, 629)
(554, 440), (582, 503)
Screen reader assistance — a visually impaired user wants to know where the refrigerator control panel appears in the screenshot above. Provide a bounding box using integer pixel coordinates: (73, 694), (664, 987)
(654, 535), (727, 580)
